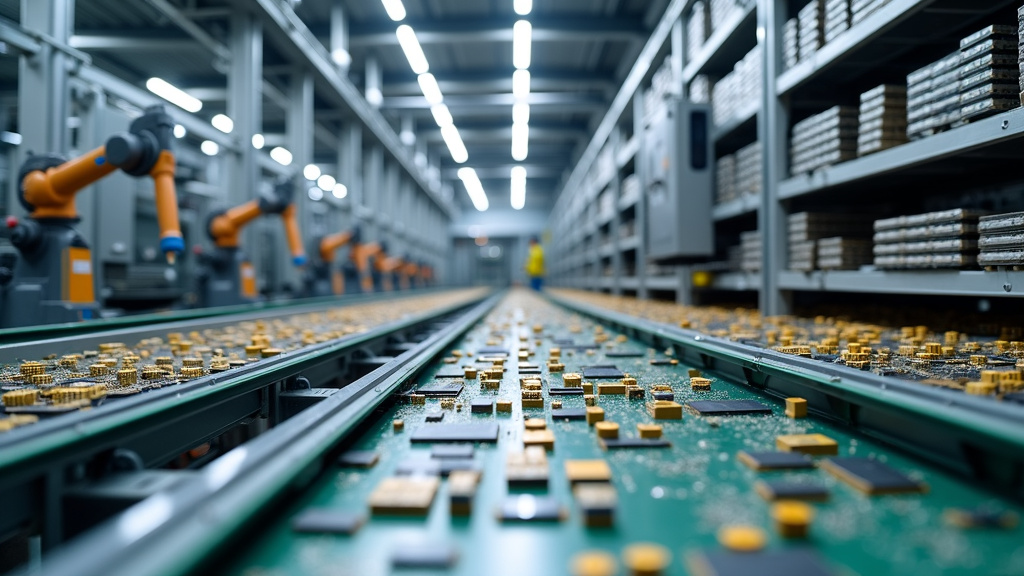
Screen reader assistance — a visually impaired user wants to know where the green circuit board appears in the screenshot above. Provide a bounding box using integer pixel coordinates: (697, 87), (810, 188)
(221, 291), (1024, 576)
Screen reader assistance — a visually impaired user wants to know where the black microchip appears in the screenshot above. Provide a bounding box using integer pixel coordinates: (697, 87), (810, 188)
(649, 359), (676, 365)
(688, 549), (835, 576)
(498, 495), (565, 522)
(431, 444), (474, 459)
(417, 382), (464, 396)
(548, 387), (585, 395)
(600, 438), (672, 449)
(821, 457), (927, 494)
(605, 350), (644, 357)
(391, 544), (459, 569)
(411, 423), (500, 443)
(291, 508), (365, 535)
(653, 392), (675, 401)
(582, 365), (624, 379)
(551, 408), (588, 420)
(686, 400), (772, 415)
(337, 450), (379, 468)
(944, 507), (1020, 529)
(434, 366), (466, 378)
(552, 338), (600, 350)
(737, 451), (814, 471)
(425, 411), (444, 422)
(476, 346), (508, 356)
(518, 364), (542, 374)
(755, 480), (829, 501)
(470, 399), (494, 413)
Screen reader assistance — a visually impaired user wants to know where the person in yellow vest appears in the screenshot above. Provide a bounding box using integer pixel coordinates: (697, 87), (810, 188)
(525, 236), (545, 291)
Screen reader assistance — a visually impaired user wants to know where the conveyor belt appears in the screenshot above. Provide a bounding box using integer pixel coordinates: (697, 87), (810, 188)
(0, 288), (491, 547)
(17, 290), (1024, 576)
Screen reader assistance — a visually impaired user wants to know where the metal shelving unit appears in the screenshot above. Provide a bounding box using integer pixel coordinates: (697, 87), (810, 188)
(550, 0), (1024, 312)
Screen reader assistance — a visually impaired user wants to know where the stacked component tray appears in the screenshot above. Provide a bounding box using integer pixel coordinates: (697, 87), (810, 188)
(711, 45), (762, 127)
(783, 17), (799, 69)
(740, 230), (762, 272)
(715, 154), (738, 204)
(857, 84), (907, 156)
(735, 141), (762, 198)
(788, 212), (872, 271)
(687, 0), (710, 62)
(851, 0), (890, 25)
(689, 74), (712, 104)
(978, 211), (1024, 268)
(906, 52), (961, 140)
(958, 25), (1020, 123)
(824, 0), (850, 42)
(873, 209), (982, 270)
(798, 0), (824, 59)
(709, 0), (741, 31)
(790, 106), (858, 174)
(817, 237), (873, 270)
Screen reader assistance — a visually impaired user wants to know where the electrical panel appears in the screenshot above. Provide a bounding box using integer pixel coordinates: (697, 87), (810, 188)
(643, 98), (714, 262)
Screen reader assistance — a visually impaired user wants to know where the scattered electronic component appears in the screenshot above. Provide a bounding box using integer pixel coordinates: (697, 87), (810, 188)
(776, 433), (839, 455)
(943, 507), (1019, 529)
(737, 451), (815, 471)
(820, 457), (928, 495)
(600, 438), (672, 450)
(565, 459), (612, 484)
(290, 508), (364, 535)
(687, 400), (772, 415)
(786, 397), (808, 418)
(771, 501), (815, 538)
(390, 543), (459, 569)
(582, 365), (625, 379)
(430, 444), (474, 459)
(417, 382), (464, 397)
(337, 450), (379, 468)
(410, 423), (500, 443)
(716, 524), (766, 552)
(498, 494), (565, 522)
(622, 542), (671, 576)
(368, 476), (440, 516)
(574, 482), (617, 527)
(506, 446), (548, 486)
(687, 549), (835, 576)
(755, 480), (829, 501)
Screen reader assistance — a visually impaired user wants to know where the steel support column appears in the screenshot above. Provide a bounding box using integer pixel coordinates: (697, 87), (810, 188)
(285, 71), (314, 292)
(227, 12), (262, 207)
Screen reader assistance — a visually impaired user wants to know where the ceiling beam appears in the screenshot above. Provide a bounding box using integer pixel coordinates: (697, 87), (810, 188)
(382, 75), (615, 96)
(343, 17), (646, 46)
(420, 126), (587, 143)
(70, 35), (200, 51)
(380, 92), (606, 110)
(442, 165), (563, 180)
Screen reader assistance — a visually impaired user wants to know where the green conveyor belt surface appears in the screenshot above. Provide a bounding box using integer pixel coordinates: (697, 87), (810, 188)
(221, 291), (1024, 576)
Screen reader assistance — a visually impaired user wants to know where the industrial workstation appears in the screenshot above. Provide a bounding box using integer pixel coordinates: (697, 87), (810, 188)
(1, 0), (1024, 575)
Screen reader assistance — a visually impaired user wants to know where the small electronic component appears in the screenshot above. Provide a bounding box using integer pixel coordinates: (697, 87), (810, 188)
(291, 508), (365, 535)
(600, 438), (671, 450)
(390, 544), (459, 569)
(552, 408), (587, 420)
(582, 365), (624, 379)
(622, 543), (671, 576)
(496, 400), (513, 412)
(449, 469), (481, 516)
(470, 399), (493, 413)
(522, 390), (544, 408)
(637, 424), (663, 439)
(563, 373), (583, 386)
(586, 406), (605, 425)
(786, 397), (808, 418)
(368, 476), (440, 516)
(571, 550), (617, 576)
(393, 419), (404, 432)
(686, 400), (772, 415)
(736, 451), (815, 470)
(498, 494), (565, 522)
(690, 377), (712, 390)
(434, 366), (464, 378)
(943, 508), (1019, 529)
(716, 525), (766, 552)
(771, 501), (815, 538)
(523, 429), (555, 450)
(337, 450), (379, 468)
(564, 459), (612, 484)
(574, 482), (617, 527)
(594, 421), (619, 439)
(648, 400), (683, 419)
(506, 447), (549, 486)
(820, 457), (928, 495)
(549, 387), (586, 395)
(755, 480), (829, 501)
(425, 411), (444, 423)
(597, 382), (626, 395)
(417, 381), (464, 396)
(524, 417), (546, 430)
(687, 549), (835, 576)
(410, 423), (500, 443)
(775, 433), (839, 455)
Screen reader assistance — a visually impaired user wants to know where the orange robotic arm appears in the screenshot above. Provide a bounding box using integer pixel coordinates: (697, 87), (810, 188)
(318, 229), (357, 264)
(18, 105), (184, 262)
(351, 242), (382, 292)
(207, 176), (307, 266)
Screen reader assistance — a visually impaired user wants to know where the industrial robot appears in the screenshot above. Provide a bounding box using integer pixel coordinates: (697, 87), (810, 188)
(348, 240), (384, 293)
(303, 226), (361, 297)
(397, 257), (419, 291)
(195, 176), (306, 308)
(417, 263), (433, 288)
(0, 104), (184, 327)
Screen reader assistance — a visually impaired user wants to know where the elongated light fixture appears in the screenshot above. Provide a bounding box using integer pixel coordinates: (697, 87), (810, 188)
(513, 20), (532, 69)
(396, 25), (429, 74)
(381, 0), (406, 21)
(441, 125), (469, 163)
(458, 167), (489, 211)
(146, 77), (202, 113)
(510, 165), (526, 210)
(417, 73), (444, 105)
(511, 121), (529, 161)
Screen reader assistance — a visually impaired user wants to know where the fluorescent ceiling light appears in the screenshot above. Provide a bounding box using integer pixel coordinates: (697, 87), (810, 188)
(270, 146), (293, 166)
(332, 183), (348, 199)
(400, 129), (415, 145)
(396, 25), (429, 74)
(146, 77), (202, 113)
(331, 48), (351, 67)
(457, 167), (489, 212)
(512, 121), (528, 161)
(173, 124), (186, 139)
(200, 140), (219, 156)
(441, 124), (469, 164)
(381, 0), (406, 21)
(510, 165), (526, 210)
(211, 113), (233, 133)
(513, 69), (530, 99)
(366, 87), (383, 107)
(317, 174), (337, 191)
(307, 186), (323, 201)
(251, 134), (265, 149)
(417, 73), (444, 105)
(513, 20), (532, 69)
(0, 131), (23, 145)
(514, 0), (532, 15)
(430, 104), (454, 127)
(512, 102), (530, 124)
(303, 164), (321, 180)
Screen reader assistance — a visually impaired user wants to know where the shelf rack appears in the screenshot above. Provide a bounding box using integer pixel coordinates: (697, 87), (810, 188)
(549, 0), (1024, 313)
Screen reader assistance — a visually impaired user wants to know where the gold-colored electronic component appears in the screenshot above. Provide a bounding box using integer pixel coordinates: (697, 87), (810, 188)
(586, 406), (605, 425)
(2, 389), (39, 406)
(181, 357), (203, 368)
(965, 381), (996, 395)
(597, 382), (626, 395)
(551, 400), (563, 409)
(583, 382), (594, 394)
(622, 542), (670, 576)
(548, 362), (565, 372)
(690, 377), (712, 391)
(440, 398), (455, 410)
(627, 386), (644, 399)
(448, 469), (481, 516)
(571, 550), (617, 576)
(496, 400), (513, 412)
(117, 368), (138, 386)
(717, 524), (767, 551)
(483, 379), (501, 390)
(409, 394), (426, 405)
(20, 362), (45, 377)
(549, 347), (561, 357)
(771, 501), (814, 538)
(393, 419), (404, 432)
(464, 367), (478, 379)
(524, 418), (546, 430)
(647, 400), (682, 419)
(563, 373), (582, 387)
(368, 476), (440, 516)
(522, 390), (543, 408)
(180, 367), (204, 379)
(89, 364), (109, 377)
(260, 348), (283, 358)
(142, 366), (164, 380)
(584, 394), (597, 406)
(786, 397), (808, 418)
(28, 374), (53, 386)
(523, 429), (555, 450)
(594, 421), (619, 439)
(637, 424), (663, 439)
(59, 355), (79, 368)
(776, 433), (838, 455)
(565, 459), (612, 484)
